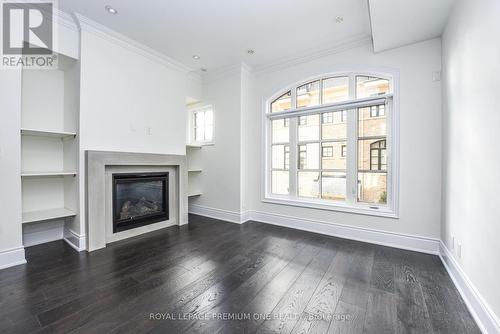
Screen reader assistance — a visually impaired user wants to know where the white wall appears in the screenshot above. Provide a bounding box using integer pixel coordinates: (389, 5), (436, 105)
(79, 30), (189, 156)
(442, 0), (500, 325)
(188, 67), (244, 213)
(77, 24), (200, 236)
(244, 39), (442, 239)
(0, 69), (25, 267)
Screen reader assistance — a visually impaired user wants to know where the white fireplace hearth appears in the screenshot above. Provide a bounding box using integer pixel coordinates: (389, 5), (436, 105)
(86, 151), (188, 251)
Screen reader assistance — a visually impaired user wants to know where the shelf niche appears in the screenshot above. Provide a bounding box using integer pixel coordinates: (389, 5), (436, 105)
(20, 53), (80, 237)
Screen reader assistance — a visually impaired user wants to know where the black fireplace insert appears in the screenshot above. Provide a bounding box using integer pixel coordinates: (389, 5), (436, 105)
(112, 172), (169, 233)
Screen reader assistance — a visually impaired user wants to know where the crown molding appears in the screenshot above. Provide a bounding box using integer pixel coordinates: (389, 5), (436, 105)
(200, 34), (372, 84)
(73, 13), (193, 74)
(202, 63), (248, 84)
(53, 8), (79, 32)
(252, 33), (372, 75)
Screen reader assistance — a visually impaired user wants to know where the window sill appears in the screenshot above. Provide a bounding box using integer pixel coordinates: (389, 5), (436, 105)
(188, 142), (214, 147)
(262, 195), (398, 219)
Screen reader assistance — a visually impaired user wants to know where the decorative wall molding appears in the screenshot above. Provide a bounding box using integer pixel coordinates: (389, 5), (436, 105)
(188, 206), (439, 254)
(64, 227), (86, 252)
(202, 63), (248, 84)
(201, 34), (372, 84)
(188, 204), (246, 224)
(53, 8), (79, 32)
(439, 242), (500, 334)
(0, 246), (26, 270)
(73, 13), (192, 73)
(252, 34), (372, 75)
(248, 210), (439, 254)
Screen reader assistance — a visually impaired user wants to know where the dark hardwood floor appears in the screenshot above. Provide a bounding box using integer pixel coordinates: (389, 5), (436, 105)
(0, 214), (480, 334)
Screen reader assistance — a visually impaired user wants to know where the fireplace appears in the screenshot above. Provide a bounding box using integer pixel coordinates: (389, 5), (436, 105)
(112, 172), (169, 233)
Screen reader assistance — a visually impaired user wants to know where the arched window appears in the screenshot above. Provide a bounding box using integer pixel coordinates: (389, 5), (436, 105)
(265, 72), (397, 215)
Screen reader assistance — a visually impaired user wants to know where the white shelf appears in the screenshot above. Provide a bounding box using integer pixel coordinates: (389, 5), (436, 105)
(21, 128), (76, 139)
(188, 169), (202, 173)
(188, 191), (202, 197)
(21, 171), (77, 177)
(22, 208), (76, 224)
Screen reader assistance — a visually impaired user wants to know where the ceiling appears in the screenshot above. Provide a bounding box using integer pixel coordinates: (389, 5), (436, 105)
(60, 0), (456, 71)
(60, 0), (371, 71)
(368, 0), (456, 52)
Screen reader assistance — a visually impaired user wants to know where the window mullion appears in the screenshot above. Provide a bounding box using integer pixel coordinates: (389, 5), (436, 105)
(346, 74), (357, 204)
(288, 117), (298, 196)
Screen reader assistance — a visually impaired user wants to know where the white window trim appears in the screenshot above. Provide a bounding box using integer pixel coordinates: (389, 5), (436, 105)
(188, 104), (215, 146)
(262, 69), (400, 219)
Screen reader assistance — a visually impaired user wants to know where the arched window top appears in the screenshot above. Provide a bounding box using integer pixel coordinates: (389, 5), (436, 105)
(269, 73), (392, 113)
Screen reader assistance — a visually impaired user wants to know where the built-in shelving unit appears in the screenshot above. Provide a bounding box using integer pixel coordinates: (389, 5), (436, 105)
(21, 128), (76, 139)
(21, 171), (77, 177)
(22, 208), (76, 224)
(186, 144), (203, 199)
(20, 53), (80, 244)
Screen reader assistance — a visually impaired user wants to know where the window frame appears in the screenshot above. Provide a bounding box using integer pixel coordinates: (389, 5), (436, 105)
(263, 70), (399, 218)
(189, 104), (215, 145)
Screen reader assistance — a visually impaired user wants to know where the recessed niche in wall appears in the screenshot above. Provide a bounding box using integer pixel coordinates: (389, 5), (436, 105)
(20, 52), (80, 234)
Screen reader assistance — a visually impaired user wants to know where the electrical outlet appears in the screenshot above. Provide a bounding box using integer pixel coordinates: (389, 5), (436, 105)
(457, 243), (462, 259)
(146, 127), (153, 135)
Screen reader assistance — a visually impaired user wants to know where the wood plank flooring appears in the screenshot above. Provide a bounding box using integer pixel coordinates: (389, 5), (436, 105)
(0, 214), (480, 334)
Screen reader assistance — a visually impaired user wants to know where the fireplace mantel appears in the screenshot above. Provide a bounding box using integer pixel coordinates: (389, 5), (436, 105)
(85, 151), (188, 252)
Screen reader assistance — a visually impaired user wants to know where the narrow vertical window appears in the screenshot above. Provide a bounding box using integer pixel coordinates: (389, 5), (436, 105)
(192, 106), (214, 143)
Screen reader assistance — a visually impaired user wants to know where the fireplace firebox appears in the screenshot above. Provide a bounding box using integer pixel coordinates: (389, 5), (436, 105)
(112, 172), (169, 233)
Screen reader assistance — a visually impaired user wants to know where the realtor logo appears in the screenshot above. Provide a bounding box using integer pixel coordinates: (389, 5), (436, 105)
(1, 0), (57, 69)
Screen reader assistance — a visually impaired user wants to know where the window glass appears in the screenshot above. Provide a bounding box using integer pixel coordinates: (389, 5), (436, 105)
(272, 119), (289, 143)
(358, 172), (387, 204)
(193, 108), (213, 142)
(298, 114), (320, 141)
(358, 105), (386, 138)
(272, 145), (289, 170)
(322, 172), (346, 200)
(272, 171), (289, 195)
(271, 116), (290, 195)
(271, 91), (292, 113)
(297, 80), (320, 108)
(322, 77), (349, 104)
(298, 172), (320, 198)
(322, 110), (347, 141)
(321, 142), (346, 170)
(356, 76), (390, 98)
(298, 143), (319, 170)
(358, 104), (387, 204)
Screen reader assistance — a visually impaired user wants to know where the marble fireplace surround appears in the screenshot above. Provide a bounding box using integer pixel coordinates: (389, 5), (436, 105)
(85, 151), (188, 252)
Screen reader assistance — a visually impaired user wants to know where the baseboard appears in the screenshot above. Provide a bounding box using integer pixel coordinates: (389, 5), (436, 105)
(188, 204), (247, 224)
(0, 246), (26, 270)
(439, 242), (500, 334)
(23, 224), (64, 247)
(249, 210), (440, 255)
(188, 206), (439, 254)
(63, 227), (87, 252)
